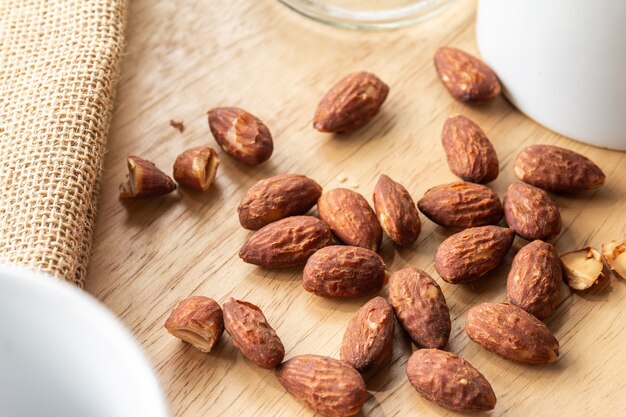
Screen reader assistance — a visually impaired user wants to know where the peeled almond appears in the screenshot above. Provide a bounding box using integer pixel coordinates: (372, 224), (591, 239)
(560, 247), (604, 290)
(602, 240), (626, 280)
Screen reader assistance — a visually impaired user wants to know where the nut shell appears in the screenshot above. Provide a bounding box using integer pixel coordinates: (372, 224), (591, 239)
(504, 182), (561, 241)
(373, 174), (421, 246)
(164, 296), (223, 353)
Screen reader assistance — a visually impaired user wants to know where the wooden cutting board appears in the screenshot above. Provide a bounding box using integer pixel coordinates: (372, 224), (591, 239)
(85, 1), (626, 416)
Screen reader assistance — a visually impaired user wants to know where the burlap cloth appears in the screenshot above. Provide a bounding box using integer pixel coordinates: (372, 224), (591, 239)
(0, 0), (127, 286)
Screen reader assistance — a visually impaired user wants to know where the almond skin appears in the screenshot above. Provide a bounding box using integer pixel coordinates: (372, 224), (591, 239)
(276, 354), (367, 417)
(302, 245), (385, 298)
(434, 47), (501, 104)
(407, 349), (496, 412)
(507, 240), (562, 320)
(164, 296), (223, 353)
(442, 115), (499, 183)
(514, 144), (605, 193)
(208, 107), (273, 165)
(340, 296), (395, 373)
(173, 146), (220, 191)
(466, 302), (559, 364)
(119, 156), (176, 199)
(388, 268), (450, 349)
(318, 188), (382, 251)
(239, 216), (333, 268)
(314, 71), (389, 133)
(418, 182), (503, 229)
(373, 174), (421, 246)
(222, 298), (284, 369)
(504, 182), (562, 241)
(238, 174), (322, 230)
(435, 226), (515, 284)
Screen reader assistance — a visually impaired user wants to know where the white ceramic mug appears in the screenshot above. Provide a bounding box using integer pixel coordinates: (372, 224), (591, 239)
(476, 0), (626, 151)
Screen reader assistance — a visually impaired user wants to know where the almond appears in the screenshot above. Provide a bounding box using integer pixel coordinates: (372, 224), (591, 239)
(302, 245), (386, 298)
(466, 302), (559, 364)
(602, 240), (626, 280)
(441, 115), (499, 183)
(239, 216), (333, 268)
(434, 47), (501, 104)
(514, 144), (605, 193)
(503, 182), (561, 241)
(407, 349), (496, 412)
(222, 298), (284, 369)
(373, 174), (421, 246)
(173, 146), (220, 191)
(318, 188), (382, 251)
(435, 226), (515, 284)
(164, 296), (223, 353)
(119, 156), (176, 199)
(340, 296), (395, 373)
(388, 268), (450, 349)
(562, 247), (604, 290)
(276, 354), (367, 417)
(418, 182), (503, 229)
(313, 71), (389, 133)
(208, 107), (273, 165)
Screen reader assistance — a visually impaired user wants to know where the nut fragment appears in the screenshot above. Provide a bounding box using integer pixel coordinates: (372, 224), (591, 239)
(119, 156), (176, 199)
(173, 146), (220, 191)
(603, 240), (626, 280)
(373, 174), (421, 246)
(164, 296), (223, 353)
(503, 182), (561, 241)
(561, 247), (604, 290)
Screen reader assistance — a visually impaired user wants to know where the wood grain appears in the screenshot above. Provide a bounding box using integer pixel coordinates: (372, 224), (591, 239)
(85, 1), (626, 416)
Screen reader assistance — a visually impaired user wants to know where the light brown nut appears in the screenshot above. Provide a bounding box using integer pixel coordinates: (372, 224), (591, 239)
(239, 216), (333, 268)
(222, 298), (284, 369)
(318, 188), (382, 251)
(388, 268), (451, 349)
(373, 174), (421, 246)
(208, 107), (273, 165)
(276, 354), (367, 417)
(313, 71), (389, 133)
(466, 302), (559, 364)
(435, 226), (515, 284)
(172, 146), (220, 191)
(302, 245), (385, 298)
(119, 156), (176, 199)
(514, 144), (605, 193)
(418, 182), (503, 229)
(507, 240), (562, 319)
(340, 296), (395, 373)
(602, 240), (626, 280)
(407, 349), (496, 412)
(561, 247), (604, 290)
(238, 174), (322, 230)
(441, 115), (499, 183)
(164, 296), (223, 353)
(503, 182), (561, 241)
(434, 47), (501, 104)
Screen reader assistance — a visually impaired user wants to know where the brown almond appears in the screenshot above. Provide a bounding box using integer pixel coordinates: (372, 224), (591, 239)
(173, 146), (220, 191)
(435, 226), (515, 284)
(222, 298), (284, 369)
(119, 156), (176, 199)
(238, 174), (322, 230)
(418, 182), (503, 229)
(442, 115), (499, 183)
(602, 240), (626, 280)
(388, 268), (451, 348)
(407, 349), (496, 412)
(276, 354), (367, 417)
(514, 144), (605, 193)
(466, 302), (559, 364)
(318, 188), (382, 251)
(434, 47), (501, 104)
(562, 247), (604, 290)
(313, 71), (389, 133)
(164, 296), (223, 353)
(239, 216), (333, 268)
(504, 182), (561, 241)
(373, 174), (421, 246)
(302, 245), (385, 298)
(208, 107), (273, 165)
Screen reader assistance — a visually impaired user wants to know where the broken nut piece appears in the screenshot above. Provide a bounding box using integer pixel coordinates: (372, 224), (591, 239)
(561, 247), (604, 290)
(173, 146), (220, 191)
(164, 296), (224, 353)
(119, 156), (176, 199)
(602, 240), (626, 280)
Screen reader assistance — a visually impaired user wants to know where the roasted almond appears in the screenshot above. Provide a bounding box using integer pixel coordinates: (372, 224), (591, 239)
(434, 46), (501, 104)
(514, 144), (605, 193)
(164, 296), (223, 353)
(418, 182), (503, 229)
(238, 174), (322, 230)
(313, 71), (389, 133)
(407, 349), (496, 412)
(119, 156), (176, 199)
(373, 174), (421, 246)
(208, 107), (273, 165)
(318, 188), (382, 251)
(388, 268), (450, 348)
(503, 182), (561, 241)
(466, 302), (559, 364)
(442, 115), (499, 183)
(602, 240), (626, 280)
(435, 226), (515, 284)
(276, 354), (367, 417)
(173, 146), (220, 191)
(562, 247), (604, 290)
(302, 245), (386, 298)
(239, 216), (333, 268)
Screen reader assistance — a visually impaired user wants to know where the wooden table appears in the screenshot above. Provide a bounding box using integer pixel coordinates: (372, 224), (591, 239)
(86, 1), (626, 416)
